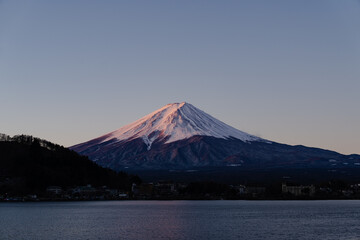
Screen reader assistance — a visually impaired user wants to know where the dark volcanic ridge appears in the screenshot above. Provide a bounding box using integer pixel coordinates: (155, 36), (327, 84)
(70, 103), (360, 178)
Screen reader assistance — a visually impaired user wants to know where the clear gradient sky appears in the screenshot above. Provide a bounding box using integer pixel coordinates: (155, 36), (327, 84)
(1, 1), (359, 154)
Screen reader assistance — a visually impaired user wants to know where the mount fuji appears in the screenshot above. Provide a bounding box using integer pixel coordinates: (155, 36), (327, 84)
(71, 102), (360, 182)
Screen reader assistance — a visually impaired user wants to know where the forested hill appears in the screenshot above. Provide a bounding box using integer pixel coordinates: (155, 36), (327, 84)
(0, 134), (139, 195)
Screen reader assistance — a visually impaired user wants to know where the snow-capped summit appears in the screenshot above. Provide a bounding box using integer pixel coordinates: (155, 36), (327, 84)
(93, 102), (260, 150)
(71, 102), (360, 172)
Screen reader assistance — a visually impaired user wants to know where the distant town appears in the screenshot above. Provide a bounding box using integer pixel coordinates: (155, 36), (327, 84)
(2, 181), (360, 202)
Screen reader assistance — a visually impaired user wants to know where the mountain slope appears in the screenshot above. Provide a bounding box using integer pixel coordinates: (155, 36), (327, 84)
(72, 102), (262, 153)
(71, 103), (360, 174)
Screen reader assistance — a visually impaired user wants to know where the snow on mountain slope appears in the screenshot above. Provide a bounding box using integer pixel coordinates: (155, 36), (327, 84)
(96, 102), (261, 150)
(70, 102), (360, 173)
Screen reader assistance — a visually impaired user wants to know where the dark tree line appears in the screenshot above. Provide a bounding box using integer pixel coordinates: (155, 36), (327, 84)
(0, 134), (140, 195)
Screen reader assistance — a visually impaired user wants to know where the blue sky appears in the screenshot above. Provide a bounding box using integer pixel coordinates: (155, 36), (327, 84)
(1, 0), (359, 154)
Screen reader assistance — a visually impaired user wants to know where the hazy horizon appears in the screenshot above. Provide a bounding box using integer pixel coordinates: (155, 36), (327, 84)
(1, 1), (359, 155)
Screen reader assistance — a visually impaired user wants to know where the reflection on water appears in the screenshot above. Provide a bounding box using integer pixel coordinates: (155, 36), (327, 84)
(1, 200), (360, 240)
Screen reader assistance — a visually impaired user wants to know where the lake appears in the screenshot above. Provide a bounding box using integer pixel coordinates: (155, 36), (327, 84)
(1, 200), (360, 240)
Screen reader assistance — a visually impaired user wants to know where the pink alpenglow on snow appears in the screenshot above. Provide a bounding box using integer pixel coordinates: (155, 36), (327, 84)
(94, 102), (261, 150)
(70, 102), (360, 172)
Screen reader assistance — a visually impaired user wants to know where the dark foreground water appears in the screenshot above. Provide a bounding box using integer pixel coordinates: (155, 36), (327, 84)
(1, 200), (360, 240)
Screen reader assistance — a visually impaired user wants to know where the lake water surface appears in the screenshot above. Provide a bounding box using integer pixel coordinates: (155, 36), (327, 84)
(1, 200), (360, 240)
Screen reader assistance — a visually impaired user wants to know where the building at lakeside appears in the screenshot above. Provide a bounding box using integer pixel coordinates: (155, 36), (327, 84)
(282, 183), (315, 196)
(46, 186), (62, 195)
